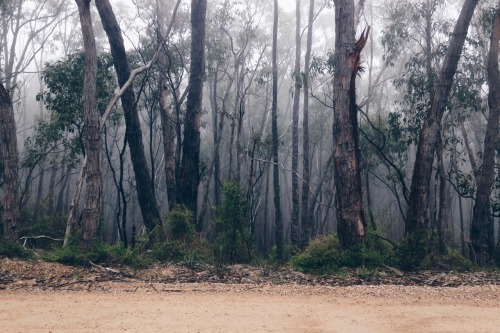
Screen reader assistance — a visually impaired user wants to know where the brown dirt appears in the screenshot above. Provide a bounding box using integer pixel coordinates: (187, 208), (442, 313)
(1, 258), (500, 332)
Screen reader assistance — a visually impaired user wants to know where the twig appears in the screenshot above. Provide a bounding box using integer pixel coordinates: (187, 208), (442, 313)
(89, 261), (121, 274)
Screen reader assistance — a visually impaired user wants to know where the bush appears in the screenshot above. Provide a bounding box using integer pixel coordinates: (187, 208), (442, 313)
(0, 240), (32, 259)
(290, 231), (395, 275)
(147, 207), (212, 266)
(440, 248), (472, 271)
(211, 183), (253, 264)
(396, 229), (435, 271)
(149, 240), (184, 262)
(18, 215), (66, 250)
(45, 242), (149, 268)
(290, 235), (342, 274)
(166, 206), (196, 241)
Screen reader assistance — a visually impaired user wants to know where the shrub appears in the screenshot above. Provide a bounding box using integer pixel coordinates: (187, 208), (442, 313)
(149, 240), (184, 262)
(290, 235), (342, 274)
(0, 240), (32, 259)
(45, 242), (149, 268)
(290, 231), (395, 275)
(147, 207), (212, 266)
(440, 247), (472, 271)
(211, 183), (253, 264)
(396, 229), (435, 271)
(166, 206), (195, 241)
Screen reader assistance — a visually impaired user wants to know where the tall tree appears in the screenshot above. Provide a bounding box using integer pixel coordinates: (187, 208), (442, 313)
(75, 0), (101, 251)
(470, 2), (500, 265)
(0, 83), (19, 241)
(405, 0), (479, 239)
(272, 0), (284, 260)
(332, 0), (369, 248)
(301, 0), (315, 248)
(95, 0), (161, 233)
(178, 0), (207, 225)
(290, 0), (301, 247)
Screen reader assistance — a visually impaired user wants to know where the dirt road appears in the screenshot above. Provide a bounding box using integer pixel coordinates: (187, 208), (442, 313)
(1, 284), (500, 333)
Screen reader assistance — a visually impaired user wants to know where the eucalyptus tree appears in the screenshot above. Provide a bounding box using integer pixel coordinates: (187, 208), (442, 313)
(74, 0), (101, 251)
(95, 0), (161, 233)
(331, 0), (369, 248)
(290, 0), (302, 247)
(177, 0), (207, 226)
(0, 82), (19, 241)
(272, 0), (284, 260)
(470, 2), (500, 265)
(300, 0), (316, 247)
(405, 0), (479, 263)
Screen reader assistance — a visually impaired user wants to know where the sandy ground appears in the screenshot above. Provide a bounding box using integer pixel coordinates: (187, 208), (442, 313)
(1, 284), (500, 333)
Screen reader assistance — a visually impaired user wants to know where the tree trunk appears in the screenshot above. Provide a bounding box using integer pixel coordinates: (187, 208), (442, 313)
(290, 0), (301, 247)
(300, 0), (314, 248)
(470, 3), (500, 265)
(75, 0), (101, 252)
(272, 0), (284, 260)
(96, 0), (161, 232)
(436, 134), (449, 254)
(332, 0), (368, 248)
(0, 83), (19, 241)
(301, 0), (315, 248)
(177, 0), (207, 225)
(406, 0), (478, 236)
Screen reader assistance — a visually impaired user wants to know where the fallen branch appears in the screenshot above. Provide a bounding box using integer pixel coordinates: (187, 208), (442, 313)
(20, 235), (64, 247)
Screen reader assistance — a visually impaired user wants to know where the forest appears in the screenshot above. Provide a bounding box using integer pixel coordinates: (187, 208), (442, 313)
(0, 0), (499, 272)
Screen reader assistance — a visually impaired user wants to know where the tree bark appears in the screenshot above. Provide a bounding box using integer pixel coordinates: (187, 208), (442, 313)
(470, 3), (500, 265)
(332, 0), (368, 248)
(96, 0), (161, 232)
(272, 0), (284, 260)
(0, 83), (19, 241)
(290, 0), (301, 247)
(301, 0), (315, 248)
(156, 0), (178, 211)
(406, 0), (478, 235)
(75, 0), (101, 252)
(178, 0), (207, 226)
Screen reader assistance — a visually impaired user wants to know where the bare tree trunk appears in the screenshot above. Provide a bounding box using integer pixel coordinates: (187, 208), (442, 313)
(157, 0), (180, 210)
(406, 0), (478, 236)
(290, 0), (301, 247)
(470, 3), (500, 265)
(96, 0), (161, 232)
(0, 83), (19, 241)
(47, 162), (57, 215)
(436, 134), (448, 254)
(178, 0), (207, 227)
(211, 69), (221, 206)
(75, 0), (101, 251)
(272, 0), (284, 260)
(332, 0), (368, 248)
(301, 0), (315, 248)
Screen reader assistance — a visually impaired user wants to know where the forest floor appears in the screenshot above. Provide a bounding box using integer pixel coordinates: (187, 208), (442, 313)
(1, 258), (500, 332)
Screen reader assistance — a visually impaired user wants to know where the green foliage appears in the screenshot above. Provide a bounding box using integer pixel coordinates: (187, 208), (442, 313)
(290, 235), (342, 274)
(165, 206), (196, 241)
(147, 207), (212, 266)
(24, 52), (117, 171)
(211, 182), (253, 264)
(149, 240), (184, 262)
(18, 215), (66, 250)
(0, 240), (32, 259)
(397, 229), (436, 271)
(441, 248), (472, 271)
(45, 241), (149, 269)
(290, 232), (394, 275)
